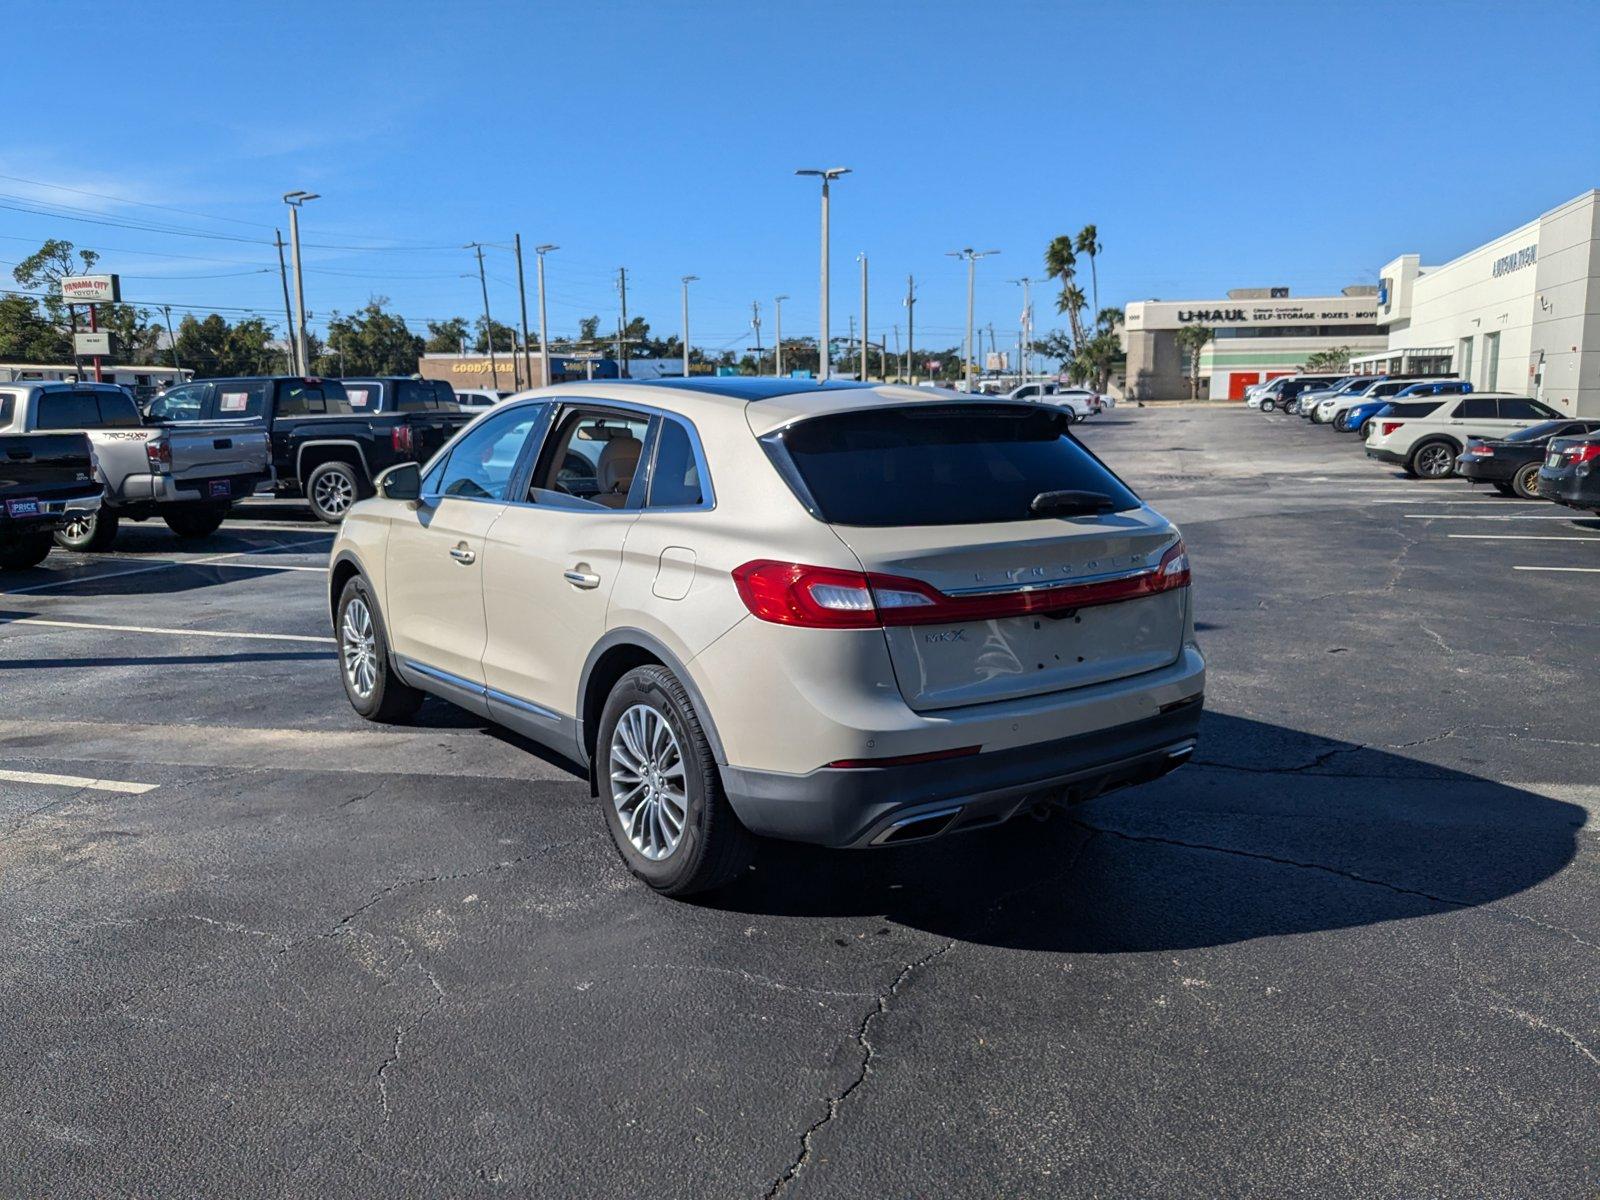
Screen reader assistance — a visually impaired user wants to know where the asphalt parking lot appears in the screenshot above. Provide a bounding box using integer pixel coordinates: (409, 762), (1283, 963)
(3, 404), (1597, 1199)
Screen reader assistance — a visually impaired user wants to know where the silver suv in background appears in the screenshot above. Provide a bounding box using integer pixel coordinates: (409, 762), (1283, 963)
(329, 379), (1204, 897)
(0, 382), (270, 549)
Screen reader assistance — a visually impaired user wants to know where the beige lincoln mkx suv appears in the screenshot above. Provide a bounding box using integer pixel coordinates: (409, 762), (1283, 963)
(329, 379), (1204, 896)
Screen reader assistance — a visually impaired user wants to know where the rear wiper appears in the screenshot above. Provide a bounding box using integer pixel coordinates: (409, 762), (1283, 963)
(1030, 489), (1116, 516)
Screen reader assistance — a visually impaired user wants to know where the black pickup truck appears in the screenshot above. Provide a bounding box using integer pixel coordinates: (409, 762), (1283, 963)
(146, 377), (470, 523)
(0, 431), (103, 569)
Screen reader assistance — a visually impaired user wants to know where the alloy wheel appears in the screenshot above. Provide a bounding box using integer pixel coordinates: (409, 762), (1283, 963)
(315, 470), (355, 516)
(609, 704), (688, 861)
(1416, 444), (1454, 477)
(60, 515), (92, 542)
(341, 596), (378, 698)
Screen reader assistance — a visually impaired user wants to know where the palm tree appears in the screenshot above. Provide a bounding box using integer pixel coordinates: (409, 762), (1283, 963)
(1044, 235), (1077, 288)
(1096, 306), (1124, 335)
(1075, 225), (1102, 320)
(1174, 325), (1213, 399)
(1057, 282), (1088, 349)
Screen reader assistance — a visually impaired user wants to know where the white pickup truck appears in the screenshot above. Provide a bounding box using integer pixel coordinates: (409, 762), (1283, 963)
(0, 381), (271, 549)
(1363, 393), (1565, 478)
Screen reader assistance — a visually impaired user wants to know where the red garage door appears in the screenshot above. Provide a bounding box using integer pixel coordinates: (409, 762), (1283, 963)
(1228, 372), (1260, 401)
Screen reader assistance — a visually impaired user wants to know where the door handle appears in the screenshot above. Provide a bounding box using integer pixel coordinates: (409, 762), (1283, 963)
(449, 544), (476, 564)
(563, 569), (601, 588)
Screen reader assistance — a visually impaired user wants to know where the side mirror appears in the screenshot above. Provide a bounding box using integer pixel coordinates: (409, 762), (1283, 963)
(379, 462), (422, 502)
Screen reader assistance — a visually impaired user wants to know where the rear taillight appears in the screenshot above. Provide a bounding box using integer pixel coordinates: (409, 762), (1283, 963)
(731, 540), (1191, 630)
(391, 424), (413, 454)
(1466, 442), (1494, 456)
(1380, 421), (1404, 437)
(145, 440), (172, 472)
(1570, 444), (1600, 465)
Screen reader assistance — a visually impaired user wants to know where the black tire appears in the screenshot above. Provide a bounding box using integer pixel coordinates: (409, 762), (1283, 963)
(1260, 398), (1276, 412)
(0, 533), (53, 571)
(1359, 420), (1376, 440)
(335, 575), (423, 723)
(306, 461), (364, 524)
(1408, 439), (1458, 479)
(53, 510), (119, 552)
(596, 664), (753, 897)
(1511, 462), (1543, 500)
(163, 503), (229, 539)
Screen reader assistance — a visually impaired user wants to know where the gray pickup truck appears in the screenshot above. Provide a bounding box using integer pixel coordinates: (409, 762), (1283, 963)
(0, 382), (271, 550)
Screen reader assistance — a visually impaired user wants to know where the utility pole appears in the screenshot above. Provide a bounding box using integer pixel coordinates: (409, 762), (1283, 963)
(947, 248), (1000, 393)
(796, 167), (850, 381)
(282, 191), (319, 379)
(680, 275), (698, 378)
(616, 266), (630, 378)
(1009, 276), (1033, 385)
(514, 234), (533, 392)
(847, 314), (855, 377)
(893, 323), (900, 380)
(774, 294), (788, 376)
(468, 242), (498, 390)
(751, 300), (762, 372)
(535, 245), (557, 387)
(986, 323), (996, 377)
(161, 305), (179, 370)
(905, 278), (918, 383)
(274, 230), (297, 374)
(856, 252), (868, 382)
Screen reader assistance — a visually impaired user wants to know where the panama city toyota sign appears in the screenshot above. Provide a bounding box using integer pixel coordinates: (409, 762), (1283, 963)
(59, 274), (121, 303)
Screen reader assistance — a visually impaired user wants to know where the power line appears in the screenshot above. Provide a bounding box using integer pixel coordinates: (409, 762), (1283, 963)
(0, 172), (277, 229)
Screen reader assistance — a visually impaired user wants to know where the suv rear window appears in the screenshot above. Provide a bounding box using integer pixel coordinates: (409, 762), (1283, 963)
(768, 404), (1139, 527)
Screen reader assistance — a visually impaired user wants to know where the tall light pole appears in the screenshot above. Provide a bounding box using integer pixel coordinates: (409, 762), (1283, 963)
(282, 191), (319, 377)
(534, 244), (557, 387)
(904, 275), (917, 383)
(1009, 276), (1033, 385)
(774, 294), (788, 376)
(514, 234), (533, 391)
(947, 247), (1000, 393)
(680, 275), (698, 378)
(856, 252), (868, 381)
(750, 301), (762, 373)
(795, 167), (850, 380)
(466, 243), (498, 389)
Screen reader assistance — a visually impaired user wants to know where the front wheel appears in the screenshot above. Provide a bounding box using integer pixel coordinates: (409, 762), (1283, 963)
(336, 576), (423, 723)
(1408, 440), (1457, 479)
(1511, 462), (1543, 500)
(1260, 398), (1276, 412)
(0, 534), (53, 570)
(163, 504), (229, 539)
(597, 664), (753, 897)
(54, 510), (118, 552)
(306, 461), (364, 524)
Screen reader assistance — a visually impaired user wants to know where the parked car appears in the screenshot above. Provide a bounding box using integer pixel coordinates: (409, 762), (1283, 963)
(1003, 381), (1103, 421)
(0, 429), (101, 569)
(1457, 419), (1600, 498)
(1261, 375), (1347, 414)
(0, 381), (270, 550)
(328, 379), (1204, 897)
(1536, 433), (1600, 514)
(453, 387), (509, 412)
(1302, 377), (1382, 422)
(148, 377), (471, 523)
(1364, 394), (1564, 477)
(1328, 379), (1470, 430)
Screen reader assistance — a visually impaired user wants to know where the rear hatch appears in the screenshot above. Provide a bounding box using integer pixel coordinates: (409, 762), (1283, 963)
(766, 402), (1188, 712)
(0, 433), (97, 502)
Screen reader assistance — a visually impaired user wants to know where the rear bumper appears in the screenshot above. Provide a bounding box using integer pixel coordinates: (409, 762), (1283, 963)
(1, 491), (100, 534)
(722, 692), (1203, 849)
(1457, 458), (1513, 483)
(1365, 447), (1406, 466)
(114, 472), (268, 506)
(1537, 468), (1600, 509)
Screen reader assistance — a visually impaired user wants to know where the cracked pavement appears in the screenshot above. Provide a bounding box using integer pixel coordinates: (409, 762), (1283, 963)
(2, 408), (1598, 1198)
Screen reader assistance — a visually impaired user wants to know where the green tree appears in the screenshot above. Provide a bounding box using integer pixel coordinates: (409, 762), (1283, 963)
(578, 315), (601, 344)
(425, 317), (470, 354)
(324, 298), (424, 375)
(1073, 330), (1124, 393)
(1044, 235), (1085, 348)
(12, 238), (162, 363)
(1175, 325), (1213, 399)
(474, 316), (516, 353)
(173, 313), (281, 377)
(1074, 225), (1102, 322)
(0, 295), (71, 362)
(1304, 345), (1351, 372)
(1057, 282), (1088, 350)
(1096, 306), (1124, 335)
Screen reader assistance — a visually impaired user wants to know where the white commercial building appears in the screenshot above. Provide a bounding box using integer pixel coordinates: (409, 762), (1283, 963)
(1355, 189), (1600, 415)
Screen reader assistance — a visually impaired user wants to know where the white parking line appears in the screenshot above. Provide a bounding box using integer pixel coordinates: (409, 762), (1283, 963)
(1404, 514), (1589, 521)
(0, 616), (335, 644)
(0, 767), (158, 794)
(1512, 565), (1600, 574)
(1366, 498), (1528, 504)
(1449, 534), (1600, 541)
(2, 552), (326, 596)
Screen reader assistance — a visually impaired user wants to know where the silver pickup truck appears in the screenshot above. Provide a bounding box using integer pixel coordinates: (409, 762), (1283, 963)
(0, 381), (271, 550)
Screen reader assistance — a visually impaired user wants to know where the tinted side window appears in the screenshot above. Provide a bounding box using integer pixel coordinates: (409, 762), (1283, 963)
(95, 392), (142, 427)
(277, 381), (351, 416)
(397, 380), (447, 412)
(213, 381), (268, 419)
(1497, 398), (1546, 419)
(646, 418), (708, 508)
(1455, 397), (1497, 419)
(35, 392), (104, 429)
(429, 405), (543, 501)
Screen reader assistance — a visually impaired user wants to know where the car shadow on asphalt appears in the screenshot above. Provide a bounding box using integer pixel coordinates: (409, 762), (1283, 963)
(704, 711), (1584, 953)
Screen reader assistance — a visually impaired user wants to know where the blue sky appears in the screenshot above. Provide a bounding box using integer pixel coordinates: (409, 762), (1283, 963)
(6, 0), (1600, 360)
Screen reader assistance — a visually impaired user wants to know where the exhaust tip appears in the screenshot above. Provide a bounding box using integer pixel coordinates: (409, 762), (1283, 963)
(873, 806), (963, 846)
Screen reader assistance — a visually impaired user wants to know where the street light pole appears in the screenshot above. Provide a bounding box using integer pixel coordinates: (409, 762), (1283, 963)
(904, 274), (916, 383)
(282, 191), (320, 377)
(467, 243), (498, 390)
(947, 247), (1000, 392)
(680, 275), (698, 378)
(774, 294), (788, 376)
(795, 167), (850, 380)
(534, 244), (557, 387)
(514, 234), (533, 392)
(857, 252), (868, 381)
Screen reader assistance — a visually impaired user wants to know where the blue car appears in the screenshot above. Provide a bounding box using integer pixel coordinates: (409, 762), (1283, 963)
(1334, 380), (1471, 432)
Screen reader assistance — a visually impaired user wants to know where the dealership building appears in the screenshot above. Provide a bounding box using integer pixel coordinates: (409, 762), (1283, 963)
(1122, 288), (1385, 401)
(1355, 189), (1600, 415)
